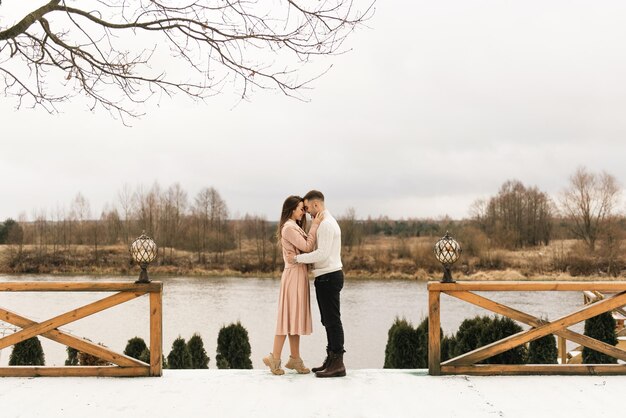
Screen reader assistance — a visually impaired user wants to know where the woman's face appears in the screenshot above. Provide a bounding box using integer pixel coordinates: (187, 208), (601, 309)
(291, 201), (305, 221)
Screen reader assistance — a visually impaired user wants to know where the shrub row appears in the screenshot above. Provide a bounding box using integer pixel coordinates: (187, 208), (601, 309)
(8, 322), (252, 370)
(384, 312), (617, 368)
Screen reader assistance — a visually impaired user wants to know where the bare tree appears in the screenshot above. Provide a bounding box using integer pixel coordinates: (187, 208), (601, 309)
(338, 207), (362, 253)
(117, 183), (134, 244)
(0, 0), (373, 121)
(476, 180), (553, 249)
(70, 192), (91, 245)
(161, 183), (188, 262)
(192, 187), (212, 264)
(135, 182), (161, 238)
(560, 167), (621, 252)
(192, 186), (230, 264)
(243, 213), (269, 270)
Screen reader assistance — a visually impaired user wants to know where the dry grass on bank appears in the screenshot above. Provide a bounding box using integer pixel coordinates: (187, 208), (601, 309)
(1, 236), (625, 280)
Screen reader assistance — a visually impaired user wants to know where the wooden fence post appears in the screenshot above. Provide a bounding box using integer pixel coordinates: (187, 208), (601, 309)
(150, 285), (163, 376)
(428, 290), (441, 376)
(558, 336), (567, 364)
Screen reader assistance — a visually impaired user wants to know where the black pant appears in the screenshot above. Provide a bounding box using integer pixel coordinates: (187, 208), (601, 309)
(314, 270), (344, 353)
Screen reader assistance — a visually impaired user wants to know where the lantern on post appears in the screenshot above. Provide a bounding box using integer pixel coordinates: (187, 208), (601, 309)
(130, 232), (157, 284)
(433, 231), (462, 283)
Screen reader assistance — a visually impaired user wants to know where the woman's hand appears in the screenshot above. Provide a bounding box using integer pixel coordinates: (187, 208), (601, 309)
(312, 211), (325, 225)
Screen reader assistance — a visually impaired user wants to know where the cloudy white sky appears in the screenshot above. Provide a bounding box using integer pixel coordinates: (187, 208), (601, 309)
(2, 1), (626, 221)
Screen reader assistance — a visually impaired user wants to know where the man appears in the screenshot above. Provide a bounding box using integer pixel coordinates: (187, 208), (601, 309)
(292, 190), (345, 378)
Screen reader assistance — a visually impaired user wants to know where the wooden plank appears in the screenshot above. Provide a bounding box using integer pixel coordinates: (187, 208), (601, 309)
(444, 291), (626, 366)
(558, 336), (567, 364)
(428, 290), (441, 376)
(444, 290), (545, 325)
(441, 364), (626, 376)
(150, 290), (163, 376)
(0, 291), (145, 350)
(583, 291), (598, 304)
(0, 282), (162, 292)
(444, 291), (626, 362)
(585, 290), (626, 316)
(0, 307), (146, 367)
(0, 366), (150, 377)
(428, 281), (626, 292)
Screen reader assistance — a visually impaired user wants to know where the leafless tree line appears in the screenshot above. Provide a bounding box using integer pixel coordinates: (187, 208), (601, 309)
(471, 166), (622, 252)
(12, 182), (279, 267)
(4, 166), (624, 275)
(471, 180), (553, 249)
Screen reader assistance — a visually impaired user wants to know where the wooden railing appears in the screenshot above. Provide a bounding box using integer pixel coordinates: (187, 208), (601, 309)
(428, 281), (626, 375)
(0, 281), (162, 377)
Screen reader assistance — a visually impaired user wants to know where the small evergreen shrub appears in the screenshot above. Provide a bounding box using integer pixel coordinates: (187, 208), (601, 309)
(65, 346), (79, 366)
(64, 339), (111, 366)
(139, 348), (151, 364)
(136, 348), (168, 369)
(453, 316), (491, 357)
(78, 344), (111, 366)
(582, 312), (617, 364)
(452, 315), (527, 364)
(187, 333), (210, 369)
(383, 317), (446, 368)
(528, 328), (558, 364)
(415, 318), (429, 368)
(216, 322), (252, 369)
(124, 337), (148, 360)
(167, 336), (192, 369)
(383, 318), (420, 368)
(441, 334), (456, 362)
(9, 337), (45, 366)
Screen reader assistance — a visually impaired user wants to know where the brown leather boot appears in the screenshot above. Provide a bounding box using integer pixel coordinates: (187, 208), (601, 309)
(311, 349), (330, 373)
(315, 352), (346, 378)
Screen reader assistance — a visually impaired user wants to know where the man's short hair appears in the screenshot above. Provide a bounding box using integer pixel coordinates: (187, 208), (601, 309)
(303, 190), (325, 202)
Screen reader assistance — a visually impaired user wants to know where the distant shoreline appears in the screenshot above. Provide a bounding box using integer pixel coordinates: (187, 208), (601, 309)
(0, 268), (612, 282)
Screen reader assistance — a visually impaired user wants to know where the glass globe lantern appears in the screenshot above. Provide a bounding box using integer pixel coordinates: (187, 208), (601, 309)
(433, 232), (462, 283)
(130, 232), (157, 283)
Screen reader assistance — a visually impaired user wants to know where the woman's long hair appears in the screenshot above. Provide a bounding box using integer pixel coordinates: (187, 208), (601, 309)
(277, 195), (306, 242)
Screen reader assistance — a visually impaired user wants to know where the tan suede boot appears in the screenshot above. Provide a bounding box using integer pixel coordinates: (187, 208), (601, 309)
(262, 353), (285, 375)
(285, 356), (310, 374)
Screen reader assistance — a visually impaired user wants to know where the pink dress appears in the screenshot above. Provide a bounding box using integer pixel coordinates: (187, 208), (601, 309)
(275, 219), (319, 336)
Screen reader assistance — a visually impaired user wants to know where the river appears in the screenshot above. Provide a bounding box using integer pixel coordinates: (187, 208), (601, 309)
(0, 275), (584, 368)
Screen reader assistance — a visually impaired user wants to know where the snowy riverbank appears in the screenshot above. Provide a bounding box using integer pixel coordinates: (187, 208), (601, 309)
(1, 369), (625, 418)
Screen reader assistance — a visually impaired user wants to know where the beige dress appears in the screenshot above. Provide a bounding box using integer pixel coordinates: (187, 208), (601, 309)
(275, 219), (319, 336)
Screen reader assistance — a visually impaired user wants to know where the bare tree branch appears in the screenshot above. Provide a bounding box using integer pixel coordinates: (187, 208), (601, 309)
(0, 0), (374, 122)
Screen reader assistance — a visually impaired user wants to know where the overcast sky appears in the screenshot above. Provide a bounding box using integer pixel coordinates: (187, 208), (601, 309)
(2, 1), (626, 221)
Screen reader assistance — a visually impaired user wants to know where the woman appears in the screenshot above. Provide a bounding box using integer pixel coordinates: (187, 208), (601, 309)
(263, 195), (324, 375)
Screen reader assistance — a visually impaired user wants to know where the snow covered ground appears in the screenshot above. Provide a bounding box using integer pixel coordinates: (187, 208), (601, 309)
(1, 369), (624, 418)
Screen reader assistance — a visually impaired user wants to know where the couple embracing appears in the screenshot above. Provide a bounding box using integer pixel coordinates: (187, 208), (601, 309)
(263, 190), (346, 378)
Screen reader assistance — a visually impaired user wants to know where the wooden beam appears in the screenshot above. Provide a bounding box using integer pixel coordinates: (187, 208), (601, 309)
(0, 282), (161, 292)
(428, 281), (626, 292)
(0, 366), (150, 377)
(441, 364), (626, 376)
(0, 307), (146, 367)
(0, 291), (145, 350)
(558, 336), (567, 364)
(444, 291), (626, 366)
(150, 290), (163, 376)
(444, 290), (544, 325)
(428, 291), (441, 376)
(443, 290), (626, 362)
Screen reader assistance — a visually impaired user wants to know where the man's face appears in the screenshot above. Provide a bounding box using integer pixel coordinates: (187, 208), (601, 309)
(303, 199), (318, 217)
